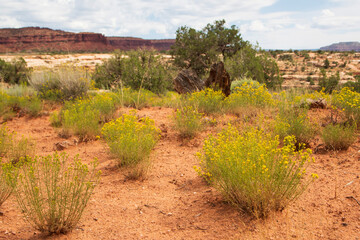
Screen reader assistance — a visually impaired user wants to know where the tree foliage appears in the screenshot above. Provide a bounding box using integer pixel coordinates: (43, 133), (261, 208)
(225, 44), (282, 89)
(0, 57), (30, 85)
(319, 69), (339, 93)
(171, 20), (282, 88)
(171, 20), (244, 76)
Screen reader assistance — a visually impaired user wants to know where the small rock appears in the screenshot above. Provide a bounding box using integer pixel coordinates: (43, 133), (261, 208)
(341, 222), (348, 227)
(54, 141), (72, 151)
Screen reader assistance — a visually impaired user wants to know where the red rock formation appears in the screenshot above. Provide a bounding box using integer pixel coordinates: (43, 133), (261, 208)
(320, 42), (360, 52)
(0, 27), (175, 53)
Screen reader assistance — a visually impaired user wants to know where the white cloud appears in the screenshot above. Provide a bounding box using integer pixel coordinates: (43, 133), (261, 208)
(321, 9), (334, 17)
(0, 0), (359, 49)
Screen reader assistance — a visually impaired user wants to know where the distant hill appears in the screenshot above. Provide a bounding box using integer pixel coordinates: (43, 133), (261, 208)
(0, 27), (175, 53)
(320, 42), (360, 52)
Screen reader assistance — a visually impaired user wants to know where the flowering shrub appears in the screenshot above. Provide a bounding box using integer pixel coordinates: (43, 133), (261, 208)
(0, 124), (35, 163)
(187, 88), (225, 115)
(61, 93), (118, 140)
(62, 99), (100, 140)
(332, 87), (360, 123)
(225, 82), (274, 115)
(195, 125), (317, 218)
(173, 106), (203, 138)
(101, 112), (160, 169)
(10, 153), (101, 234)
(274, 106), (315, 147)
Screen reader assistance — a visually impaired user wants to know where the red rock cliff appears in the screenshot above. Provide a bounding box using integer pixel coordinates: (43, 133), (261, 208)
(0, 27), (175, 52)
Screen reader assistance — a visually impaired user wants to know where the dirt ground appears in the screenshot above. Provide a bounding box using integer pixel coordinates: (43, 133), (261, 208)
(1, 107), (360, 240)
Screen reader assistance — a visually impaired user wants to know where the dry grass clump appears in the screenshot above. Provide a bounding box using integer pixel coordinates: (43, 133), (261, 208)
(322, 123), (356, 150)
(10, 153), (101, 234)
(173, 106), (203, 138)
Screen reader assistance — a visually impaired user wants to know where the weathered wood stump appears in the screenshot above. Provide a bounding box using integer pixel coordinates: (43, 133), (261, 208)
(173, 69), (204, 94)
(205, 61), (231, 96)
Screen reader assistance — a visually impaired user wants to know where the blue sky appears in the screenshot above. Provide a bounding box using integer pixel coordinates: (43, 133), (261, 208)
(0, 0), (359, 49)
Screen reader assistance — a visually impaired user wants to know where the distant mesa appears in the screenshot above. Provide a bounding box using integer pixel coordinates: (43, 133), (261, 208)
(320, 42), (360, 52)
(0, 27), (175, 53)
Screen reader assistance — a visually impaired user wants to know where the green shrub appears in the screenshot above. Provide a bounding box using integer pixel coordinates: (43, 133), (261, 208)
(343, 76), (360, 93)
(116, 87), (156, 109)
(278, 54), (294, 62)
(0, 91), (42, 118)
(101, 112), (160, 177)
(93, 49), (172, 94)
(187, 88), (225, 115)
(225, 45), (282, 89)
(230, 78), (260, 92)
(0, 58), (30, 85)
(173, 106), (203, 138)
(0, 162), (15, 206)
(319, 69), (339, 94)
(10, 153), (100, 234)
(50, 111), (62, 127)
(19, 96), (42, 117)
(29, 66), (90, 101)
(274, 107), (315, 146)
(0, 125), (35, 164)
(0, 124), (13, 157)
(1, 84), (36, 97)
(195, 125), (317, 218)
(322, 124), (356, 150)
(61, 99), (101, 140)
(61, 93), (118, 140)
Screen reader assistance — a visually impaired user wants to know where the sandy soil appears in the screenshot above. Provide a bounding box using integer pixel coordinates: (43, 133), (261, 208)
(0, 107), (359, 240)
(0, 54), (113, 70)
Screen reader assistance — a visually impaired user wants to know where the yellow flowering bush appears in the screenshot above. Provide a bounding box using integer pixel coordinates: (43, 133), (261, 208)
(274, 104), (315, 147)
(195, 125), (317, 218)
(333, 87), (360, 123)
(62, 99), (100, 140)
(173, 106), (203, 138)
(0, 124), (35, 163)
(226, 82), (274, 108)
(292, 90), (330, 108)
(61, 93), (118, 140)
(187, 88), (225, 115)
(101, 112), (160, 168)
(9, 153), (101, 234)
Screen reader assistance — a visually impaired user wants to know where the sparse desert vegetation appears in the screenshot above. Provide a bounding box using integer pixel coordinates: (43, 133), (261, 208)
(0, 20), (360, 240)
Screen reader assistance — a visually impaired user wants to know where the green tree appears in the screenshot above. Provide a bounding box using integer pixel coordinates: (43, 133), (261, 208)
(203, 19), (243, 59)
(324, 58), (330, 69)
(319, 69), (339, 93)
(225, 44), (282, 89)
(171, 20), (244, 76)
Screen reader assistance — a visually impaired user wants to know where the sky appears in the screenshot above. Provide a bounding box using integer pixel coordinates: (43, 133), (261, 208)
(0, 0), (359, 49)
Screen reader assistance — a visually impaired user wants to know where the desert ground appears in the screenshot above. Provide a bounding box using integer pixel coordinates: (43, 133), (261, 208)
(0, 106), (358, 239)
(0, 52), (360, 239)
